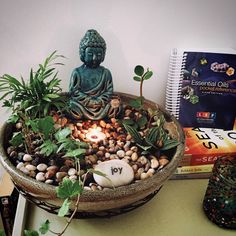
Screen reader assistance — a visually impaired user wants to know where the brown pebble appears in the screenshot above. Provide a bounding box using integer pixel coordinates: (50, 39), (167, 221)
(60, 165), (69, 172)
(111, 118), (117, 124)
(99, 120), (106, 128)
(64, 159), (74, 167)
(132, 164), (138, 173)
(86, 155), (98, 164)
(7, 146), (15, 155)
(131, 152), (138, 161)
(96, 151), (104, 158)
(159, 158), (169, 167)
(61, 117), (68, 127)
(47, 165), (58, 172)
(9, 151), (17, 158)
(56, 172), (67, 181)
(16, 122), (23, 129)
(45, 169), (56, 179)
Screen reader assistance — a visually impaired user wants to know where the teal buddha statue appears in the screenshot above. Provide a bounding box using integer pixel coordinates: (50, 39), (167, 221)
(69, 29), (121, 120)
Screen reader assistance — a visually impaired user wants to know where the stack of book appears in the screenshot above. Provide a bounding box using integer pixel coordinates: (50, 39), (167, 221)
(171, 127), (236, 179)
(166, 48), (236, 179)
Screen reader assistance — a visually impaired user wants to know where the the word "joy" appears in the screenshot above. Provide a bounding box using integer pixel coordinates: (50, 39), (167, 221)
(111, 167), (123, 175)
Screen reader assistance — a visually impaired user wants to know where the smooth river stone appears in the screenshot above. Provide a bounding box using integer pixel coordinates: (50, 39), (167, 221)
(93, 159), (134, 188)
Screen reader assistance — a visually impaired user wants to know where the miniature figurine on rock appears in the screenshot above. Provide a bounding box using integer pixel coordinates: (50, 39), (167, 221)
(69, 29), (121, 120)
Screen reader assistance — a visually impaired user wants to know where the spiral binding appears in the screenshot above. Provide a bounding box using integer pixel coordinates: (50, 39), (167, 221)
(165, 48), (187, 119)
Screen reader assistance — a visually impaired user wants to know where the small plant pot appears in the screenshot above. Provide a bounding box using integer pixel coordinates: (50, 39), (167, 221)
(0, 92), (185, 218)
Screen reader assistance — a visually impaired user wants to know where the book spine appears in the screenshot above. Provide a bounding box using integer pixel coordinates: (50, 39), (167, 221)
(179, 154), (236, 166)
(174, 164), (213, 175)
(0, 196), (14, 236)
(165, 48), (187, 119)
(171, 172), (211, 180)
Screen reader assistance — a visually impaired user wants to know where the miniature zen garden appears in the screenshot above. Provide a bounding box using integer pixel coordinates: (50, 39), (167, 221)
(0, 30), (184, 236)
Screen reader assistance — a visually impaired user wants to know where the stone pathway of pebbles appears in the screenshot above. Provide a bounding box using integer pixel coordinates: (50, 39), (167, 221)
(7, 108), (170, 191)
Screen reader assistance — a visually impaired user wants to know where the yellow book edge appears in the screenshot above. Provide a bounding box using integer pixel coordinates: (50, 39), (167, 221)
(174, 164), (213, 175)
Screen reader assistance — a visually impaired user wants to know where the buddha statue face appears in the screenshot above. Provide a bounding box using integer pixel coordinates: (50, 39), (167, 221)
(79, 29), (106, 67)
(84, 47), (104, 68)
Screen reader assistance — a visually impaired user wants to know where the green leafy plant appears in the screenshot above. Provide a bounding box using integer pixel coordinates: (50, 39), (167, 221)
(0, 51), (68, 154)
(129, 65), (153, 110)
(123, 65), (179, 155)
(0, 230), (5, 236)
(0, 51), (66, 120)
(123, 113), (179, 154)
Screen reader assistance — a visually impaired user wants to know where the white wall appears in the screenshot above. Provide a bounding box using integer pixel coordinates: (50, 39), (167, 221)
(0, 0), (236, 122)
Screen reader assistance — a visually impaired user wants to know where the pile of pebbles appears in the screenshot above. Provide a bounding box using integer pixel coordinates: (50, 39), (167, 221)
(7, 108), (171, 190)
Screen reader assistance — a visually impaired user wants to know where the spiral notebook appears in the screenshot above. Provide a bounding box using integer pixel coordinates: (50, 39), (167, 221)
(166, 48), (236, 130)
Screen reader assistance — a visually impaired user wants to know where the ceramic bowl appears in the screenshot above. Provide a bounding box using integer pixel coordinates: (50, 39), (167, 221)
(0, 92), (185, 217)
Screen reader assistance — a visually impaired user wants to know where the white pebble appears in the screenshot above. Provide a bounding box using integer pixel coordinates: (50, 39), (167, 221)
(83, 186), (91, 191)
(45, 179), (53, 184)
(138, 156), (148, 165)
(68, 168), (76, 176)
(69, 175), (77, 181)
(16, 162), (24, 169)
(105, 152), (110, 158)
(25, 164), (37, 171)
(140, 172), (150, 180)
(37, 163), (48, 172)
(116, 150), (125, 158)
(36, 172), (46, 182)
(124, 141), (131, 149)
(23, 154), (32, 162)
(151, 158), (159, 169)
(20, 166), (30, 175)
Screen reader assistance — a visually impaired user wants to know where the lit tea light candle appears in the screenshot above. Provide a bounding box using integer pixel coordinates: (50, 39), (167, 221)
(86, 128), (106, 142)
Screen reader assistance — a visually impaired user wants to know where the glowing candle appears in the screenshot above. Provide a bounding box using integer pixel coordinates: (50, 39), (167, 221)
(86, 128), (106, 142)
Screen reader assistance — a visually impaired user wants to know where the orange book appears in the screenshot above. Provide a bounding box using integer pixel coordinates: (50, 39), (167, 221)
(180, 127), (236, 166)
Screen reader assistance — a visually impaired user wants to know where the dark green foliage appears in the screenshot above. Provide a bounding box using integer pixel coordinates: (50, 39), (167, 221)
(55, 127), (72, 141)
(9, 132), (23, 146)
(56, 178), (83, 199)
(24, 230), (39, 236)
(134, 65), (144, 76)
(122, 123), (143, 144)
(122, 120), (179, 154)
(40, 140), (58, 156)
(0, 51), (67, 120)
(0, 230), (6, 236)
(58, 198), (71, 217)
(56, 178), (83, 217)
(39, 220), (50, 235)
(27, 116), (54, 139)
(128, 96), (144, 110)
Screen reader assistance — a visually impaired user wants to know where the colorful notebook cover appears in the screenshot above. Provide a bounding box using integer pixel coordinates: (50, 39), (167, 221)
(166, 49), (236, 130)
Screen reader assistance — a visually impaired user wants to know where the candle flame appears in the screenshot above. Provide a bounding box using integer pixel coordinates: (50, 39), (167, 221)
(86, 128), (106, 142)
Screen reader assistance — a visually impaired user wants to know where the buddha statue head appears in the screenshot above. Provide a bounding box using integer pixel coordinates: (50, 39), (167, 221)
(79, 29), (106, 68)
